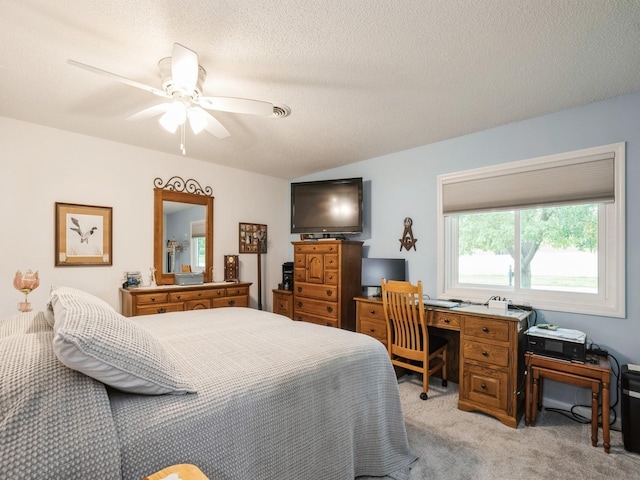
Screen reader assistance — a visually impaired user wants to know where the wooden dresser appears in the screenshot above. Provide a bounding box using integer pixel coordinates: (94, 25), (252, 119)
(120, 282), (251, 317)
(355, 296), (530, 428)
(292, 240), (362, 330)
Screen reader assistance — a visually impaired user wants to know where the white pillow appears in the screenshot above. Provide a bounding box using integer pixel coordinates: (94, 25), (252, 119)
(44, 285), (112, 327)
(50, 287), (195, 395)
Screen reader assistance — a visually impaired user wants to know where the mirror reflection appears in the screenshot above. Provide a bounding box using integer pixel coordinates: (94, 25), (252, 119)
(163, 201), (206, 274)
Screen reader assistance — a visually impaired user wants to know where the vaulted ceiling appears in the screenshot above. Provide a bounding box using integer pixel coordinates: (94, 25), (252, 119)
(3, 1), (640, 179)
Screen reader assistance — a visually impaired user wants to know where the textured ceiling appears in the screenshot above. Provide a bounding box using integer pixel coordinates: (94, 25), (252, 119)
(2, 1), (640, 179)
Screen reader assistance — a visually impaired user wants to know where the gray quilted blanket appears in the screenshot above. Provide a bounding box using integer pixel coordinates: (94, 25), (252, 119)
(112, 307), (416, 479)
(1, 309), (415, 479)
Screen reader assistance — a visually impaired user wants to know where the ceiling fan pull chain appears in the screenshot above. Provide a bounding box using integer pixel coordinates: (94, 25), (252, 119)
(180, 122), (186, 155)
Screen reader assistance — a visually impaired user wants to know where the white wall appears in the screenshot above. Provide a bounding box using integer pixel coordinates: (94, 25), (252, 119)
(293, 91), (640, 415)
(1, 117), (289, 316)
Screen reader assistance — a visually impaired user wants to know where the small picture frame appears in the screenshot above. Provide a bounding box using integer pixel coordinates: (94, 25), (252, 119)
(239, 223), (267, 254)
(55, 202), (113, 266)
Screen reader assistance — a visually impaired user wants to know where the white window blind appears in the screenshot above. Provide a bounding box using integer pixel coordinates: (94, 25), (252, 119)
(191, 221), (205, 238)
(441, 152), (615, 215)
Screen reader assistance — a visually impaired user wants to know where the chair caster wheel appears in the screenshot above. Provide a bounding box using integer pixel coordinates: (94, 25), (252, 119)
(442, 380), (448, 387)
(420, 392), (428, 400)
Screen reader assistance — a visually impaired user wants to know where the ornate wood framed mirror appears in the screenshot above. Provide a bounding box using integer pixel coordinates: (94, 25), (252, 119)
(153, 177), (214, 285)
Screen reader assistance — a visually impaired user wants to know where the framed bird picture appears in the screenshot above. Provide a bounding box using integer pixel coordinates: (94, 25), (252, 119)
(55, 202), (113, 266)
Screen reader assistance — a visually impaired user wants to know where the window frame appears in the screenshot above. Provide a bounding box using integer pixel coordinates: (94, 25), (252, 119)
(437, 143), (625, 318)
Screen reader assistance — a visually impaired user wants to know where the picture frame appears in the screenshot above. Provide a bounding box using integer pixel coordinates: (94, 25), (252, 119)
(238, 223), (267, 254)
(55, 202), (113, 266)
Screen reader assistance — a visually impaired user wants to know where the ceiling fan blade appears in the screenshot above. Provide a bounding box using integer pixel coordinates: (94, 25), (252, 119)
(194, 108), (230, 139)
(171, 43), (199, 93)
(197, 96), (274, 116)
(127, 103), (171, 121)
(67, 59), (169, 98)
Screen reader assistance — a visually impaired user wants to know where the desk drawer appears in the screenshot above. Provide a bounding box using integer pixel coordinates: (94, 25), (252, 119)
(464, 317), (510, 342)
(432, 311), (461, 330)
(462, 364), (508, 411)
(360, 317), (387, 344)
(463, 341), (509, 368)
(359, 301), (385, 320)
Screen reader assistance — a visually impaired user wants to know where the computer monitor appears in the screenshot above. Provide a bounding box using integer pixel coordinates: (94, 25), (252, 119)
(361, 258), (406, 296)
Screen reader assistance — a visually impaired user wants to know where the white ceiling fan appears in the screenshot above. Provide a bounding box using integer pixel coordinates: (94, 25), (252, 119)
(67, 43), (290, 154)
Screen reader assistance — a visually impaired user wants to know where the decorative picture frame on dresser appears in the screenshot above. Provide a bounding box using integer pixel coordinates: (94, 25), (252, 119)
(55, 202), (113, 266)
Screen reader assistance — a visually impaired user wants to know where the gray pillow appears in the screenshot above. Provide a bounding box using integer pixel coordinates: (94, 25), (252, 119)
(50, 287), (195, 395)
(0, 311), (52, 337)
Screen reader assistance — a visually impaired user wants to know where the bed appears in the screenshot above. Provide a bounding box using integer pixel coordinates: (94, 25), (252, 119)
(0, 286), (416, 479)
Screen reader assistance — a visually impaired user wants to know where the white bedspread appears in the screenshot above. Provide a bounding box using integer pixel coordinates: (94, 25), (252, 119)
(110, 308), (416, 479)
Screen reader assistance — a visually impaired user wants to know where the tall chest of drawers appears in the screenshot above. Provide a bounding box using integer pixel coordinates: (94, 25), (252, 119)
(292, 240), (362, 330)
(120, 282), (251, 317)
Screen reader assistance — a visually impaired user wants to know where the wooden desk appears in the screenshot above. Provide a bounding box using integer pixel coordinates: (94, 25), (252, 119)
(355, 297), (531, 428)
(524, 353), (611, 453)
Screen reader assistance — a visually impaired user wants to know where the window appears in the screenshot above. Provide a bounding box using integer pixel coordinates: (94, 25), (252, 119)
(191, 220), (206, 270)
(437, 143), (625, 317)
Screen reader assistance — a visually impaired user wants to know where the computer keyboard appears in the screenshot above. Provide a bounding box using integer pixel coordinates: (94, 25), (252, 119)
(422, 298), (460, 308)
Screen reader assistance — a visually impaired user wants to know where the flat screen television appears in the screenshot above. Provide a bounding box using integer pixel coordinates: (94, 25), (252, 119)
(290, 177), (363, 234)
(361, 258), (406, 296)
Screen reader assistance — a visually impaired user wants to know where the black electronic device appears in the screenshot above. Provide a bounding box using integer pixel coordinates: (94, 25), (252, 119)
(290, 177), (363, 234)
(282, 261), (294, 291)
(361, 257), (406, 296)
(526, 326), (587, 362)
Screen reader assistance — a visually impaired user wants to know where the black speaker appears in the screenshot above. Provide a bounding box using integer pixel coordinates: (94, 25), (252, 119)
(282, 262), (294, 290)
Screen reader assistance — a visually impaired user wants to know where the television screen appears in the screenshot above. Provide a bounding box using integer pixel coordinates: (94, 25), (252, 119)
(361, 258), (406, 291)
(290, 177), (363, 234)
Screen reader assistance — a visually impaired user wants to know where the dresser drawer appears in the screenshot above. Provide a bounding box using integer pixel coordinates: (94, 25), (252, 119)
(462, 364), (509, 411)
(294, 311), (338, 328)
(213, 295), (248, 308)
(324, 254), (339, 269)
(360, 317), (387, 344)
(432, 311), (461, 330)
(464, 317), (510, 342)
(295, 297), (338, 319)
(169, 290), (211, 302)
(294, 243), (338, 254)
(136, 293), (169, 305)
(294, 283), (338, 301)
(226, 285), (249, 297)
(136, 303), (183, 316)
(463, 340), (510, 368)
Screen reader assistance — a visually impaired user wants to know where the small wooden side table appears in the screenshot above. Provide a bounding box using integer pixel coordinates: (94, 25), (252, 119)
(525, 353), (611, 453)
(272, 288), (293, 319)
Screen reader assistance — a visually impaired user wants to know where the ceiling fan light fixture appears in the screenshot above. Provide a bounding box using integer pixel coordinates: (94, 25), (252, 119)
(159, 102), (187, 133)
(187, 107), (207, 134)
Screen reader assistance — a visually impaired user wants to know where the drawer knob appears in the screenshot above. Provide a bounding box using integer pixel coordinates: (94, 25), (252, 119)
(482, 351), (489, 357)
(228, 300), (235, 306)
(482, 327), (489, 333)
(481, 383), (487, 390)
(369, 310), (376, 315)
(157, 307), (166, 314)
(297, 302), (303, 307)
(326, 290), (333, 297)
(369, 328), (375, 333)
(297, 287), (302, 293)
(151, 296), (156, 302)
(327, 306), (333, 313)
(444, 318), (450, 323)
(176, 294), (181, 299)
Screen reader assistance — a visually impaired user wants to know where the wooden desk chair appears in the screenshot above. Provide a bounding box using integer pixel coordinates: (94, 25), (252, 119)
(381, 279), (448, 400)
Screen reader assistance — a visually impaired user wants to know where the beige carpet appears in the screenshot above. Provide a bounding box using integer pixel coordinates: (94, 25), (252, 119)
(396, 374), (640, 480)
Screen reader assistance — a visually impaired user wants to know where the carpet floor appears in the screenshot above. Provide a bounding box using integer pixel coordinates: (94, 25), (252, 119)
(396, 374), (640, 480)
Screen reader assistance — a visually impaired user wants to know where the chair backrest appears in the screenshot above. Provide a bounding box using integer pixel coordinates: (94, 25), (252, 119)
(381, 279), (427, 357)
